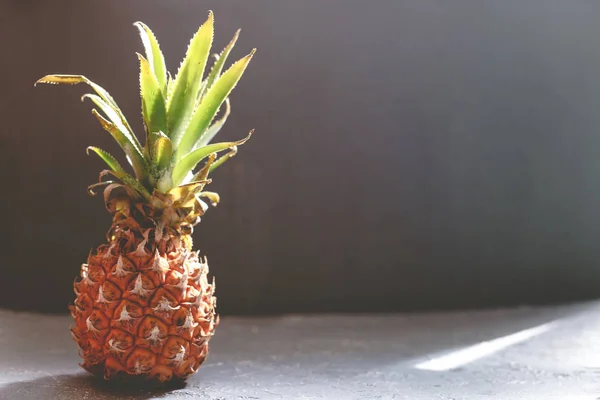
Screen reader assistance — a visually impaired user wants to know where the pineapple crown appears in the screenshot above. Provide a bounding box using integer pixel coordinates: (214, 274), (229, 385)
(35, 11), (255, 209)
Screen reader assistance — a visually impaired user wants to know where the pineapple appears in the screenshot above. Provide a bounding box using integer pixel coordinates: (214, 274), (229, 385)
(35, 11), (255, 382)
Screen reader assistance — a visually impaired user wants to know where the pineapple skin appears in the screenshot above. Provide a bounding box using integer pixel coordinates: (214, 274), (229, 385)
(69, 184), (218, 382)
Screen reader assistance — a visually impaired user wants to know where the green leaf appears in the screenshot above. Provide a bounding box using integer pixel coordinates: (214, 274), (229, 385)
(134, 21), (167, 92)
(209, 146), (238, 173)
(91, 109), (148, 180)
(176, 49), (255, 159)
(166, 73), (175, 101)
(151, 131), (172, 170)
(86, 146), (125, 173)
(35, 74), (137, 142)
(172, 130), (252, 186)
(167, 11), (214, 146)
(36, 74), (146, 179)
(80, 94), (131, 140)
(81, 94), (145, 170)
(138, 53), (167, 146)
(100, 170), (152, 201)
(194, 98), (230, 149)
(195, 80), (208, 107)
(206, 29), (240, 90)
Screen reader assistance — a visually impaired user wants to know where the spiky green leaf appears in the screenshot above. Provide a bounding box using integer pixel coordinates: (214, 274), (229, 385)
(206, 29), (240, 90)
(195, 98), (230, 149)
(195, 80), (208, 107)
(100, 170), (152, 201)
(167, 11), (214, 146)
(86, 146), (125, 173)
(177, 49), (255, 159)
(138, 53), (167, 146)
(91, 109), (148, 180)
(134, 21), (167, 92)
(82, 94), (145, 169)
(172, 130), (252, 186)
(166, 73), (175, 101)
(80, 94), (131, 140)
(209, 146), (238, 173)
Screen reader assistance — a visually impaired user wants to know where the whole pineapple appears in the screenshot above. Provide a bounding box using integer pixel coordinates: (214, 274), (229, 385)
(36, 12), (254, 382)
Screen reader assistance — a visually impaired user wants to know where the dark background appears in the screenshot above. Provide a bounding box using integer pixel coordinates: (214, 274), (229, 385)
(2, 0), (600, 314)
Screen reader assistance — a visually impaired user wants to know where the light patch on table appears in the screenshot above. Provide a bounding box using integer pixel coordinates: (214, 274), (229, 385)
(414, 322), (557, 371)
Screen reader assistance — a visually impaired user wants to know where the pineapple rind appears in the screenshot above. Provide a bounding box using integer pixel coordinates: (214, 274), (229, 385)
(70, 184), (218, 382)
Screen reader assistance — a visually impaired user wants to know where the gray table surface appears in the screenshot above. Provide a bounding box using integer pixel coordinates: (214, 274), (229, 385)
(0, 302), (599, 400)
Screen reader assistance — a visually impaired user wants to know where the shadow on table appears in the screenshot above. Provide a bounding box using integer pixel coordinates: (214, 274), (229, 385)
(0, 373), (188, 400)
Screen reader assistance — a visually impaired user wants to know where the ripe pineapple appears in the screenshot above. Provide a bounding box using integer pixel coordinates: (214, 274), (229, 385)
(35, 12), (255, 382)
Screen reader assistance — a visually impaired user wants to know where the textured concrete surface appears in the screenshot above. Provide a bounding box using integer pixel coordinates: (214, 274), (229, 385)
(1, 303), (600, 399)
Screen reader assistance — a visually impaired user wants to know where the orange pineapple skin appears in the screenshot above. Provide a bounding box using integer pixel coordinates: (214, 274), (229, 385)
(69, 184), (218, 382)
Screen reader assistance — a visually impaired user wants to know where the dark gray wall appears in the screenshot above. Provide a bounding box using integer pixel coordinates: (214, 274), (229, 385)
(2, 0), (600, 314)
